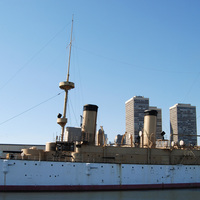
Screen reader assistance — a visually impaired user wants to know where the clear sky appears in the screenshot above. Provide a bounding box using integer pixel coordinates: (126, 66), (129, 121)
(0, 0), (200, 145)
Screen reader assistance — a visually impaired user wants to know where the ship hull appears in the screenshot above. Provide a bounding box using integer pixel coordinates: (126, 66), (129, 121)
(1, 183), (200, 192)
(1, 159), (200, 191)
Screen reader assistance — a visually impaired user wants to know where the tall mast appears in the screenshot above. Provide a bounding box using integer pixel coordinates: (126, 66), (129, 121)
(57, 16), (75, 142)
(67, 15), (73, 82)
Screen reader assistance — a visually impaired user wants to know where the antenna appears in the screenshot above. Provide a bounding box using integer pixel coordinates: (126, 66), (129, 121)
(57, 16), (75, 142)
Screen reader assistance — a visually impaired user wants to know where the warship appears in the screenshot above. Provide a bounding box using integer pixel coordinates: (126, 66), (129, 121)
(1, 18), (200, 191)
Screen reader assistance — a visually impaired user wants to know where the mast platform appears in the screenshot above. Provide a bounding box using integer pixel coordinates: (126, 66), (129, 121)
(59, 81), (74, 91)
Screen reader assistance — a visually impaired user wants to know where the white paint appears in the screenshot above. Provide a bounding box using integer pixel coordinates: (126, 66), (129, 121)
(0, 159), (199, 187)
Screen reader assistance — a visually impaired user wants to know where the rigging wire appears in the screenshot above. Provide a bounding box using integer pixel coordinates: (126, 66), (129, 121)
(74, 45), (199, 74)
(180, 72), (200, 103)
(0, 22), (71, 91)
(68, 96), (79, 127)
(73, 38), (84, 106)
(0, 91), (64, 126)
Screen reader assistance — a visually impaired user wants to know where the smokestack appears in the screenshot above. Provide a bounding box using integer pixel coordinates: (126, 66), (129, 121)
(81, 104), (98, 145)
(143, 110), (157, 148)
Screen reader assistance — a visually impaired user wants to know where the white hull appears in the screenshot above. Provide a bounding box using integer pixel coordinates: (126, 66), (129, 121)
(1, 159), (200, 191)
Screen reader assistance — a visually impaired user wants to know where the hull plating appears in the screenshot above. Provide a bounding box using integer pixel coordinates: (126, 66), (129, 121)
(1, 159), (200, 191)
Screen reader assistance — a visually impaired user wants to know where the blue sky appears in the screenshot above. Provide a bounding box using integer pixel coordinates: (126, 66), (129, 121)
(0, 0), (200, 144)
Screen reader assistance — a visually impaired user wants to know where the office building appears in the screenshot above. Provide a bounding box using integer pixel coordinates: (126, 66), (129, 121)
(125, 96), (149, 145)
(170, 103), (197, 146)
(114, 134), (125, 145)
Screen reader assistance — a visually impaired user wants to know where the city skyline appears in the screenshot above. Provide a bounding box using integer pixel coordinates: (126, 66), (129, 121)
(125, 96), (197, 146)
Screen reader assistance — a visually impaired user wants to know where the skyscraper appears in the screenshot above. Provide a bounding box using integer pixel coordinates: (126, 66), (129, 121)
(114, 134), (125, 145)
(149, 106), (162, 140)
(170, 103), (197, 146)
(125, 96), (149, 145)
